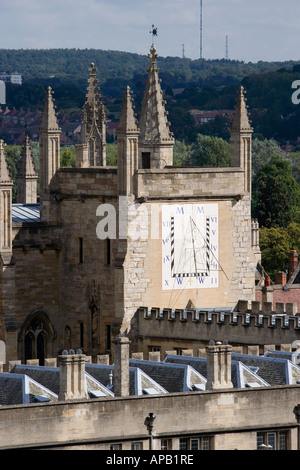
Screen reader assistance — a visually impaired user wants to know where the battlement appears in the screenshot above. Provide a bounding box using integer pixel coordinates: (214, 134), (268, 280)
(139, 300), (299, 324)
(132, 301), (300, 349)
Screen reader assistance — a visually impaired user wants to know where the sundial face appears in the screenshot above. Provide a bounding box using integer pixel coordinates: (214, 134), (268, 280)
(161, 203), (219, 290)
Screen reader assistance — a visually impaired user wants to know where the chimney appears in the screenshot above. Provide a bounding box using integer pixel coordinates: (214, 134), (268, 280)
(113, 336), (130, 397)
(289, 250), (298, 279)
(206, 341), (233, 390)
(58, 350), (87, 401)
(275, 271), (287, 286)
(265, 275), (271, 287)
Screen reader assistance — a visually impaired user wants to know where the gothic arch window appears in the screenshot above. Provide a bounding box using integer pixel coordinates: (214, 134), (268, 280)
(24, 331), (34, 362)
(20, 310), (55, 365)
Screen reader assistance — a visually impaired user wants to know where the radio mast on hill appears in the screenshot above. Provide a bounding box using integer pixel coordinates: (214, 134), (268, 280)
(200, 0), (203, 59)
(226, 35), (229, 60)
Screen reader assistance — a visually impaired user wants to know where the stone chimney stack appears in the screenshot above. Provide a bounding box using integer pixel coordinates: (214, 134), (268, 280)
(58, 351), (87, 401)
(113, 336), (130, 397)
(206, 341), (233, 390)
(289, 250), (298, 280)
(275, 271), (287, 286)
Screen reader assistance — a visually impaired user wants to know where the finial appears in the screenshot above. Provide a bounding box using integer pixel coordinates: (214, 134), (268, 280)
(149, 44), (158, 62)
(149, 24), (158, 46)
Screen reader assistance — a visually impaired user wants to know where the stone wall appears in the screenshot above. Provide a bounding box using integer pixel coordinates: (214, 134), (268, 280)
(0, 385), (299, 449)
(135, 167), (245, 199)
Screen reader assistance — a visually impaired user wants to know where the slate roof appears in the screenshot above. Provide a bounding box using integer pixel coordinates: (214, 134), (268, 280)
(231, 353), (300, 386)
(3, 350), (300, 406)
(129, 358), (207, 393)
(12, 363), (114, 398)
(163, 355), (269, 388)
(0, 372), (58, 405)
(12, 203), (40, 223)
(85, 363), (167, 396)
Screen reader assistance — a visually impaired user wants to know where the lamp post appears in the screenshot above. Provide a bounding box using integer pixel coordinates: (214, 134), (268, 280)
(144, 412), (156, 450)
(293, 404), (300, 450)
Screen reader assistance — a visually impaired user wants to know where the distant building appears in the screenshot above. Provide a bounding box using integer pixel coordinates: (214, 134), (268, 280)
(189, 109), (234, 125)
(0, 72), (22, 85)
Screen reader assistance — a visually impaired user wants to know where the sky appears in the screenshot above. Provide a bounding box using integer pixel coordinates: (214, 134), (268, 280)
(1, 0), (300, 63)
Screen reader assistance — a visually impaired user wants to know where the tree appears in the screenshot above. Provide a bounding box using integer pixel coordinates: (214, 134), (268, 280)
(189, 134), (231, 167)
(259, 226), (291, 280)
(106, 143), (117, 166)
(173, 140), (190, 167)
(196, 115), (231, 142)
(4, 145), (22, 201)
(259, 222), (300, 280)
(61, 146), (76, 167)
(251, 138), (285, 175)
(252, 157), (300, 228)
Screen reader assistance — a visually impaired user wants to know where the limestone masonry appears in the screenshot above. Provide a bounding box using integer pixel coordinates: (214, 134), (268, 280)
(0, 45), (296, 367)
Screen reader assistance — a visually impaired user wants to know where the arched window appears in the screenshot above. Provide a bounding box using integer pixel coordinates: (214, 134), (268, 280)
(20, 311), (55, 365)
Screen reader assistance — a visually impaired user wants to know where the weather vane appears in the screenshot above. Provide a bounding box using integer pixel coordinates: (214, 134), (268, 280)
(150, 24), (158, 45)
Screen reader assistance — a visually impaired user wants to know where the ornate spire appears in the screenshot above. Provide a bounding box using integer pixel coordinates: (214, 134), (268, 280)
(231, 86), (253, 133)
(85, 63), (102, 108)
(139, 45), (174, 144)
(82, 63), (106, 131)
(81, 63), (106, 166)
(0, 139), (12, 184)
(117, 86), (140, 196)
(117, 86), (139, 135)
(39, 87), (61, 205)
(18, 136), (37, 178)
(39, 86), (61, 133)
(230, 86), (252, 194)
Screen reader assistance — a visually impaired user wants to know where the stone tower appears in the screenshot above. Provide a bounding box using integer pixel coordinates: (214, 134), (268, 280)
(17, 136), (38, 204)
(39, 86), (61, 218)
(79, 63), (106, 167)
(230, 86), (253, 194)
(139, 45), (174, 169)
(117, 86), (140, 196)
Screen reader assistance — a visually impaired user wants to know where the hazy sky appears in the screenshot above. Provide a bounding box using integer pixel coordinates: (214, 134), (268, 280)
(1, 0), (300, 63)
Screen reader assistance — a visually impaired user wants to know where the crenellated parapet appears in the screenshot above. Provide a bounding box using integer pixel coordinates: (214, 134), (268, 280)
(132, 301), (300, 350)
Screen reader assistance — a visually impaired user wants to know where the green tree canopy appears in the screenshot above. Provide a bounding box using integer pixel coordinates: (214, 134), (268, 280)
(259, 223), (300, 280)
(61, 146), (76, 167)
(106, 143), (117, 166)
(189, 134), (231, 167)
(173, 140), (190, 167)
(251, 138), (285, 175)
(252, 157), (300, 228)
